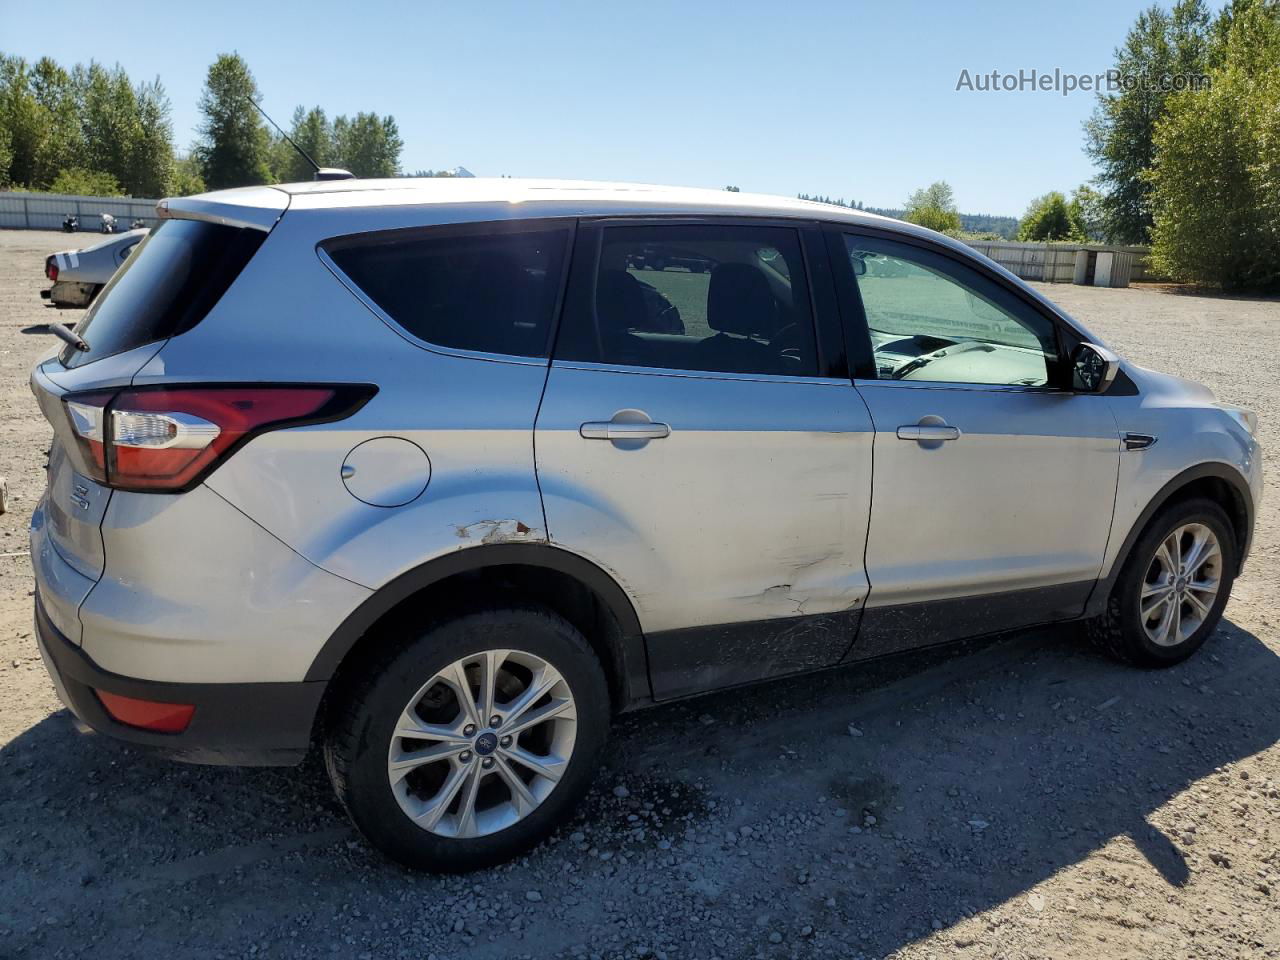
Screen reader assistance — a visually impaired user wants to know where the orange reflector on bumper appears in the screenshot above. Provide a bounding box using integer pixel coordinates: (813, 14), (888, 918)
(96, 690), (195, 733)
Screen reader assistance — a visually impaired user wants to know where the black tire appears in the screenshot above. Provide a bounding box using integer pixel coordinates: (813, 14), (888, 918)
(325, 607), (610, 872)
(1087, 497), (1237, 667)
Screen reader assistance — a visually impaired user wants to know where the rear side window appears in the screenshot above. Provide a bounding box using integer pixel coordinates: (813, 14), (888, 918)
(554, 223), (819, 378)
(64, 219), (264, 369)
(324, 224), (572, 358)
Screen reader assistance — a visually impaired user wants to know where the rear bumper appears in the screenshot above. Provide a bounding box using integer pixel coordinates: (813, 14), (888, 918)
(34, 594), (324, 766)
(41, 280), (97, 308)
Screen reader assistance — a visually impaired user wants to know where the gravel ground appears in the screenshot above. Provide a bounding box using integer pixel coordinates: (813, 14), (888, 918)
(1, 229), (1278, 960)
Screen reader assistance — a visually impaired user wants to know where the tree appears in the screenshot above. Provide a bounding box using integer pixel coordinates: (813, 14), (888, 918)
(1018, 192), (1075, 241)
(724, 185), (740, 192)
(128, 78), (175, 196)
(273, 106), (332, 182)
(903, 181), (961, 233)
(48, 167), (123, 196)
(1084, 0), (1213, 243)
(1, 54), (174, 195)
(79, 63), (141, 192)
(0, 55), (46, 188)
(1068, 185), (1107, 241)
(0, 126), (10, 188)
(172, 153), (206, 196)
(332, 112), (402, 178)
(30, 57), (84, 188)
(1148, 0), (1280, 290)
(194, 53), (271, 190)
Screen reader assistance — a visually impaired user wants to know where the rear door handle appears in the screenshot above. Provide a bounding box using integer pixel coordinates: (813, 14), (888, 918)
(581, 421), (671, 440)
(896, 424), (960, 442)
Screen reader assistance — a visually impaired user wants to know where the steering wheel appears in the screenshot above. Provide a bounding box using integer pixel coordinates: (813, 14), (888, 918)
(770, 323), (807, 368)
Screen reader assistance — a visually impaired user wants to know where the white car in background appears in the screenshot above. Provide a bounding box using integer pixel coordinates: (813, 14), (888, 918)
(41, 228), (148, 309)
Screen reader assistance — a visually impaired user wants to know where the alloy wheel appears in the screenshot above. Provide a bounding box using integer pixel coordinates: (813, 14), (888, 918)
(386, 649), (577, 838)
(1139, 522), (1223, 647)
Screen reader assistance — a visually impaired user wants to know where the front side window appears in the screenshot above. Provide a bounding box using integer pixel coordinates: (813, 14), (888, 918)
(325, 224), (571, 358)
(556, 223), (818, 377)
(846, 236), (1057, 387)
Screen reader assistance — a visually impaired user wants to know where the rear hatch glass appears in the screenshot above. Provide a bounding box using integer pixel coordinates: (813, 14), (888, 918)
(61, 218), (264, 369)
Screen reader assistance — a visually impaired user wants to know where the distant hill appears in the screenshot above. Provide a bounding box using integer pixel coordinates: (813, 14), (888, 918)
(796, 195), (1019, 239)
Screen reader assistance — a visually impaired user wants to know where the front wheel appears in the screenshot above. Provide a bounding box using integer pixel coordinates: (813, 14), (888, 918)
(1088, 497), (1237, 667)
(325, 608), (610, 871)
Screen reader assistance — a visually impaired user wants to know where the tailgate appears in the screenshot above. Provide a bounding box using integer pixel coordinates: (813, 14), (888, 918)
(31, 360), (121, 579)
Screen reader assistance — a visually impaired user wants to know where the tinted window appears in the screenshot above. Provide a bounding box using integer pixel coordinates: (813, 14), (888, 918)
(64, 219), (264, 368)
(556, 224), (818, 377)
(847, 236), (1057, 387)
(326, 226), (570, 358)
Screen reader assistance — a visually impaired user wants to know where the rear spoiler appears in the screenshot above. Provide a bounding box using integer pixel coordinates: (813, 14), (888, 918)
(156, 186), (290, 232)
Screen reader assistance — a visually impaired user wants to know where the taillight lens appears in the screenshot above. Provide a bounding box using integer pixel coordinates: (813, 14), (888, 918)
(45, 256), (58, 282)
(64, 391), (114, 483)
(61, 385), (373, 492)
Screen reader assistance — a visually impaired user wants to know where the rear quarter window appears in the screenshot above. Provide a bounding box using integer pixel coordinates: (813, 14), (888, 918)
(63, 219), (264, 368)
(322, 223), (572, 358)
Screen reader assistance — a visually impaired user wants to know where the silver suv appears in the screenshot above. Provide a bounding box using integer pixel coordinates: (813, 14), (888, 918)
(30, 180), (1262, 871)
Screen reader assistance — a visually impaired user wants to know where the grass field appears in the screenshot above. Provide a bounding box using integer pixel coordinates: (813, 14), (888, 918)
(627, 265), (715, 338)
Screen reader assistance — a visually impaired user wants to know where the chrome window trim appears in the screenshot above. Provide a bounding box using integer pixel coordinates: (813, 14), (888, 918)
(552, 358), (850, 387)
(852, 376), (1074, 396)
(315, 244), (551, 369)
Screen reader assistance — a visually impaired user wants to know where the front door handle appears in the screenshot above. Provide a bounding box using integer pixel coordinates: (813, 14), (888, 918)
(581, 421), (670, 440)
(896, 422), (960, 442)
(581, 411), (671, 441)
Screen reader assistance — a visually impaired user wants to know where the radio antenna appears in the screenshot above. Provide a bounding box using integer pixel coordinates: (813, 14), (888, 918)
(249, 98), (321, 175)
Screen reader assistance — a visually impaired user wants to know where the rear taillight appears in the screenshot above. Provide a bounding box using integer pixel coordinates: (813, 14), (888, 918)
(61, 384), (374, 492)
(45, 256), (58, 282)
(64, 391), (115, 483)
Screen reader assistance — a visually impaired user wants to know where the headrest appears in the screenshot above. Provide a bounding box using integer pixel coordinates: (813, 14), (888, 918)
(707, 263), (777, 336)
(596, 270), (648, 333)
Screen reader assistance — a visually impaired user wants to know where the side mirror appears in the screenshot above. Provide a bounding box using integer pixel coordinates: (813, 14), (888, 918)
(1071, 342), (1120, 394)
(851, 255), (867, 277)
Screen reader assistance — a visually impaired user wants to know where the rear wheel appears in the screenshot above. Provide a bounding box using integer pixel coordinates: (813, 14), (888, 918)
(325, 608), (610, 871)
(1088, 498), (1236, 666)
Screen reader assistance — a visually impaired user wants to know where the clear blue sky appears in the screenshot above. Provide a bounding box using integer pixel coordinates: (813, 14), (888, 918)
(0, 0), (1211, 216)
